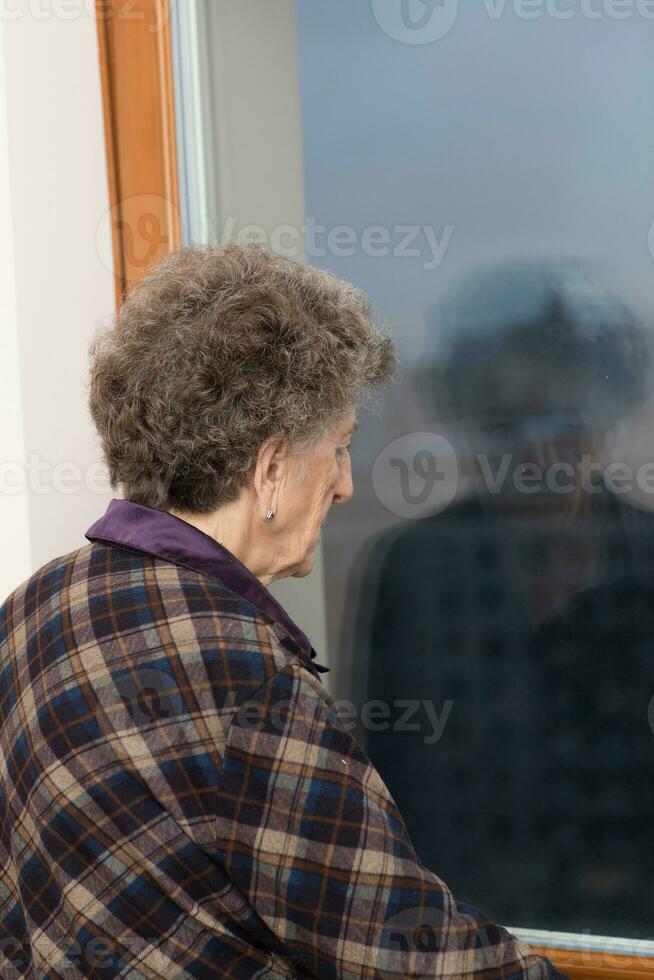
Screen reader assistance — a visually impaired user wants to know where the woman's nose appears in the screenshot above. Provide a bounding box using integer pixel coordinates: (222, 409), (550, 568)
(333, 465), (354, 505)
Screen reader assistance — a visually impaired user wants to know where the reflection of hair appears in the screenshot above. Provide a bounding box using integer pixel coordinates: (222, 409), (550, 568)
(422, 259), (648, 435)
(89, 245), (395, 513)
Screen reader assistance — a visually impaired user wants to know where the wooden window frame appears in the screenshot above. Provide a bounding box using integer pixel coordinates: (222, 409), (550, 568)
(95, 0), (181, 304)
(93, 2), (652, 976)
(530, 948), (654, 980)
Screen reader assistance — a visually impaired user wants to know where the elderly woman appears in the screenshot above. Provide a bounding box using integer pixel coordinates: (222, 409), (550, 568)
(0, 247), (564, 978)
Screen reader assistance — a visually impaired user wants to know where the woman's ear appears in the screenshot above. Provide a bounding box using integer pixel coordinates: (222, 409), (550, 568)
(252, 435), (292, 517)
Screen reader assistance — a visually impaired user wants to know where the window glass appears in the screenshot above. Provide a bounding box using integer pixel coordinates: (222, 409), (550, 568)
(295, 0), (654, 938)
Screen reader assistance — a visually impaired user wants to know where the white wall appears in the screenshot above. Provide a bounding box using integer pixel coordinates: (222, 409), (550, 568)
(0, 19), (31, 600)
(0, 2), (116, 597)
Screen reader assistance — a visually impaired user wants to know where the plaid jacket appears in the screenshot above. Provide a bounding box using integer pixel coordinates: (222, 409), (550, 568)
(0, 501), (566, 978)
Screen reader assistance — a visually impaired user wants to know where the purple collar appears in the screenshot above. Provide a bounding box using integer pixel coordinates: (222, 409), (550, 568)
(85, 498), (329, 677)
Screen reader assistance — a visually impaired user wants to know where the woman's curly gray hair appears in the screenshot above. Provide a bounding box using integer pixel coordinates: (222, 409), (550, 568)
(88, 245), (395, 514)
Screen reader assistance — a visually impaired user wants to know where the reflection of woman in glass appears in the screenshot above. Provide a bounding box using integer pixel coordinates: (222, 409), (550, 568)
(358, 258), (654, 935)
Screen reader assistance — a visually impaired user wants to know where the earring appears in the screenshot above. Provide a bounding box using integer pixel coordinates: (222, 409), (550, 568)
(265, 509), (274, 520)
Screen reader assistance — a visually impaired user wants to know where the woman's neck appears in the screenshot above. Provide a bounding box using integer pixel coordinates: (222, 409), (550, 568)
(167, 500), (273, 585)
